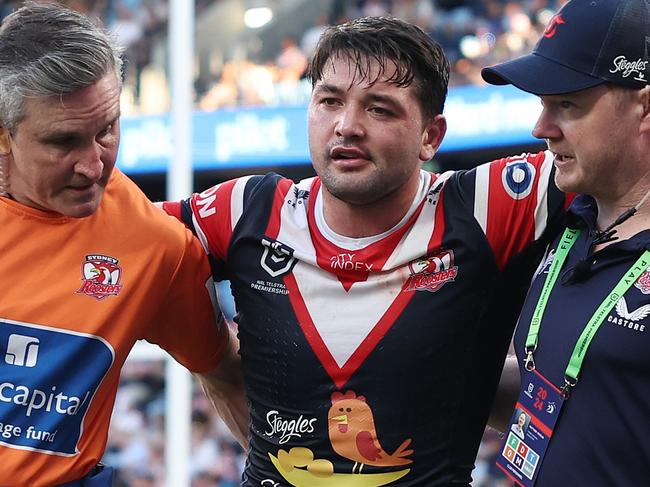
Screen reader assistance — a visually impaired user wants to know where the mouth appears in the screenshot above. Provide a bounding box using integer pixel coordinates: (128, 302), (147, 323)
(330, 146), (371, 167)
(551, 151), (574, 165)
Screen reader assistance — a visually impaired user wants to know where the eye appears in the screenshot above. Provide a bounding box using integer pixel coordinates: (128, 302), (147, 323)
(98, 123), (114, 138)
(559, 100), (575, 109)
(369, 106), (393, 116)
(346, 407), (352, 412)
(321, 97), (341, 107)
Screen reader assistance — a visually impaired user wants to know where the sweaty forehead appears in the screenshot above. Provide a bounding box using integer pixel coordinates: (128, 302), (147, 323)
(319, 52), (406, 88)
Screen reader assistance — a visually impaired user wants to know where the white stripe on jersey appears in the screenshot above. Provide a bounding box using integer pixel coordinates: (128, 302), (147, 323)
(534, 151), (555, 240)
(474, 163), (491, 235)
(192, 212), (211, 256)
(384, 171), (453, 269)
(230, 175), (255, 231)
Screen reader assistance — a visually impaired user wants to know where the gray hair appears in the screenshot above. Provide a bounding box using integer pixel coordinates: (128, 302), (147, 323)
(0, 1), (124, 132)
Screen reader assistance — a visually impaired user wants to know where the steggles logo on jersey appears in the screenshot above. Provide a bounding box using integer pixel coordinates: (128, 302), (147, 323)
(77, 255), (123, 300)
(502, 160), (536, 200)
(606, 297), (649, 332)
(261, 238), (297, 278)
(634, 269), (650, 295)
(265, 410), (317, 444)
(405, 250), (458, 293)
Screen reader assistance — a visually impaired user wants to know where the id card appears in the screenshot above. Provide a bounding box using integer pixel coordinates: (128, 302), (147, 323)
(496, 369), (564, 486)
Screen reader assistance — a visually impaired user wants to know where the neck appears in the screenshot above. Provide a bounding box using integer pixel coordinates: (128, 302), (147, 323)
(321, 174), (422, 238)
(593, 180), (650, 248)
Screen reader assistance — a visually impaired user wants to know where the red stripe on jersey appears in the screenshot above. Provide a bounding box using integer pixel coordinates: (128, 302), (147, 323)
(307, 179), (430, 291)
(162, 201), (182, 221)
(285, 272), (415, 389)
(190, 180), (237, 260)
(485, 153), (542, 269)
(265, 178), (294, 239)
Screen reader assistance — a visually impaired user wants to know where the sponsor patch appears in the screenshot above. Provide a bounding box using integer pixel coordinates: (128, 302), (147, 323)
(77, 255), (123, 300)
(502, 160), (536, 200)
(405, 250), (458, 292)
(0, 319), (114, 455)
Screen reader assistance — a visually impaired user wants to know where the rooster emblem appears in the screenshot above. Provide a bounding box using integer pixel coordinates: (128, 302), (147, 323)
(328, 391), (413, 474)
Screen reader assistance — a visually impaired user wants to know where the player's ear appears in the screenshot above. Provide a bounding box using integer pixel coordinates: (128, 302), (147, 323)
(419, 114), (446, 162)
(639, 86), (650, 135)
(0, 126), (11, 155)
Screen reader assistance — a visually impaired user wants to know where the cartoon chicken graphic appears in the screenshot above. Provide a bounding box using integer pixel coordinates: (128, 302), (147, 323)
(328, 390), (413, 473)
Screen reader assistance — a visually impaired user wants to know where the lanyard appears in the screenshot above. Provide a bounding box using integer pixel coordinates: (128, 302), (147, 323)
(524, 227), (650, 397)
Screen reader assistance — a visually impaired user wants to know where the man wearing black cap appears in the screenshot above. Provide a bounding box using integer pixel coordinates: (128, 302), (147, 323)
(483, 0), (650, 485)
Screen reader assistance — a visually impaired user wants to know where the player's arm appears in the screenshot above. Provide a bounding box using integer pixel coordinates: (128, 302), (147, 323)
(195, 324), (250, 449)
(488, 353), (520, 433)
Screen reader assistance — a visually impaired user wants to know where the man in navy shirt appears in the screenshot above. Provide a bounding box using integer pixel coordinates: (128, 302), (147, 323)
(483, 0), (650, 484)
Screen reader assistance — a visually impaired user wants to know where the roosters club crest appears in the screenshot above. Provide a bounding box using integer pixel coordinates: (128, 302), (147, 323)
(405, 250), (458, 293)
(77, 254), (123, 300)
(635, 269), (650, 295)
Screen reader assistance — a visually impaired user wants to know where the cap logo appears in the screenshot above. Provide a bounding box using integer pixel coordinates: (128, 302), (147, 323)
(609, 56), (648, 83)
(543, 14), (565, 38)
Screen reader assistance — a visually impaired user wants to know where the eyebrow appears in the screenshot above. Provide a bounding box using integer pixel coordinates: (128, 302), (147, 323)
(314, 83), (402, 105)
(40, 114), (120, 140)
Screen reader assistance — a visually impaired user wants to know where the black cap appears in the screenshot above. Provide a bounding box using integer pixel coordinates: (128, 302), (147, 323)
(481, 0), (650, 95)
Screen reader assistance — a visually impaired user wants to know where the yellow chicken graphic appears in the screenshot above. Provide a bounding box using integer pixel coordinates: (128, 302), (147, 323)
(328, 390), (413, 473)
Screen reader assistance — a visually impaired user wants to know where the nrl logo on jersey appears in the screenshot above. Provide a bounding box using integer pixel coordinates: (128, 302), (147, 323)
(404, 250), (458, 293)
(77, 255), (123, 300)
(261, 238), (297, 278)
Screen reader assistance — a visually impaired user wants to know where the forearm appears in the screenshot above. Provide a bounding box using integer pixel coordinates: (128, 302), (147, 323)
(196, 326), (250, 449)
(488, 353), (520, 433)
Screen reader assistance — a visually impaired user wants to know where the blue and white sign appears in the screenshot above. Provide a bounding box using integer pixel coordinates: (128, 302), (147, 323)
(0, 319), (114, 456)
(117, 85), (541, 174)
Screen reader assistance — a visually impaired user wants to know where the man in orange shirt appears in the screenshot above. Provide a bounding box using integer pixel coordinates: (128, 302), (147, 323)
(0, 3), (247, 486)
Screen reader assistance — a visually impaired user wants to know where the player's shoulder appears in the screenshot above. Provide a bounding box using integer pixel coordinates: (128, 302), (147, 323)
(103, 168), (195, 249)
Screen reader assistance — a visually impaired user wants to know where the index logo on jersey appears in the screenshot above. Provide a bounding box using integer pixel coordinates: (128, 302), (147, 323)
(77, 254), (123, 300)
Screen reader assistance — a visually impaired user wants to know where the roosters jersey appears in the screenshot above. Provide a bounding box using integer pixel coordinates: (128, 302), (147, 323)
(166, 151), (567, 486)
(0, 169), (226, 487)
(513, 195), (650, 486)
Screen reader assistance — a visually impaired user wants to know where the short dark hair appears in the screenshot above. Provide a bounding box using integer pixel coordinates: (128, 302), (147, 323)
(308, 16), (450, 119)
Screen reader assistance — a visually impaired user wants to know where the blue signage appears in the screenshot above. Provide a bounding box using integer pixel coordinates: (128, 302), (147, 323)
(117, 85), (541, 174)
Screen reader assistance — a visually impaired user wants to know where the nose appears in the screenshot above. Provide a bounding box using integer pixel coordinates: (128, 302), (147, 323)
(74, 142), (104, 181)
(335, 106), (365, 139)
(532, 108), (562, 141)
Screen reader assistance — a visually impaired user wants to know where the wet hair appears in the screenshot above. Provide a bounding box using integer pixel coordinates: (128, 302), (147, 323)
(308, 16), (450, 119)
(0, 1), (123, 132)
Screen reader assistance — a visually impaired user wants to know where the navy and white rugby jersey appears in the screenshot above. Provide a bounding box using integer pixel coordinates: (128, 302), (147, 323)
(166, 151), (567, 486)
(514, 194), (650, 486)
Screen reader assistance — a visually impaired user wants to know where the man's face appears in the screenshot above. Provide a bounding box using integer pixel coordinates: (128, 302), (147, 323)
(533, 84), (643, 199)
(308, 54), (443, 206)
(2, 73), (121, 218)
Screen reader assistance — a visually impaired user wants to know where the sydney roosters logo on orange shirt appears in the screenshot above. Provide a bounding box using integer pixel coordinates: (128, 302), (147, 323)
(77, 254), (123, 300)
(543, 14), (565, 38)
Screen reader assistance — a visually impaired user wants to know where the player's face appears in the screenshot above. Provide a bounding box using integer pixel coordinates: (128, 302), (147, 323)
(518, 413), (526, 428)
(1, 73), (120, 218)
(308, 54), (445, 206)
(532, 84), (643, 199)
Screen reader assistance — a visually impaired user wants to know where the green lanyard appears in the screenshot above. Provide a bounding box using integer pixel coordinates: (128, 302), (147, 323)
(524, 227), (650, 397)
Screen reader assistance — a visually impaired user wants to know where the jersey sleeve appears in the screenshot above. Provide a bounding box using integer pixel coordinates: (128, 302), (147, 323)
(162, 175), (281, 278)
(456, 150), (572, 269)
(143, 224), (228, 373)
